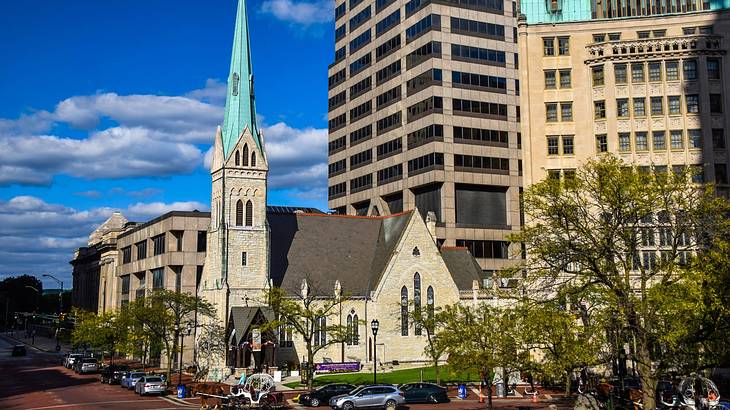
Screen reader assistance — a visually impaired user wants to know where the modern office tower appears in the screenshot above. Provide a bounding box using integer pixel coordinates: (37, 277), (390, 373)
(326, 0), (523, 279)
(519, 0), (730, 195)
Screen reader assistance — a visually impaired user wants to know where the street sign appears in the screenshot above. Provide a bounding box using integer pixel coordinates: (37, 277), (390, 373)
(251, 328), (261, 351)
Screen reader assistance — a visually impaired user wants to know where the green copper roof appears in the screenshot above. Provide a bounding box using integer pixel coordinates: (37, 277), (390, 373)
(222, 0), (260, 158)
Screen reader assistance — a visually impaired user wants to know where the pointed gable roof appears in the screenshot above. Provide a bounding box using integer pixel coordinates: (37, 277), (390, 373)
(267, 211), (414, 297)
(222, 0), (261, 159)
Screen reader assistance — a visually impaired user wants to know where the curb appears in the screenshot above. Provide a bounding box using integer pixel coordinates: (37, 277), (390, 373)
(0, 332), (61, 353)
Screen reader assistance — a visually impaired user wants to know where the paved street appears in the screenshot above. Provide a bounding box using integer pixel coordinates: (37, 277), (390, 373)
(0, 335), (195, 410)
(1, 335), (571, 409)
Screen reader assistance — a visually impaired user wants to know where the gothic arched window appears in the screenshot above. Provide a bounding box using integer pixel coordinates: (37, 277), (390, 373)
(346, 314), (353, 345)
(401, 286), (408, 336)
(427, 286), (434, 320)
(235, 200), (243, 226)
(412, 247), (420, 256)
(245, 200), (253, 226)
(352, 314), (359, 345)
(235, 150), (240, 166)
(251, 151), (256, 167)
(242, 144), (249, 166)
(414, 273), (422, 335)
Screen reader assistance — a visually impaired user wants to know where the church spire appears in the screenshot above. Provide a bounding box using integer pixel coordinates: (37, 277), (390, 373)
(222, 0), (261, 159)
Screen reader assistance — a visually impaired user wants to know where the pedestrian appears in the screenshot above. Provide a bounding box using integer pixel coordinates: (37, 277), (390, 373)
(238, 371), (247, 386)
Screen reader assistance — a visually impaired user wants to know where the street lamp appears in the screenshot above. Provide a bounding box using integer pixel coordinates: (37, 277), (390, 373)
(42, 274), (64, 352)
(371, 319), (379, 384)
(175, 322), (193, 387)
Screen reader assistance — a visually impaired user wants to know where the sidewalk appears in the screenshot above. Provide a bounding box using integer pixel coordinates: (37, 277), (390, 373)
(2, 331), (70, 353)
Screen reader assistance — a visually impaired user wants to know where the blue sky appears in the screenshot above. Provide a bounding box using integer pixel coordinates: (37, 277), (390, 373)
(0, 0), (334, 288)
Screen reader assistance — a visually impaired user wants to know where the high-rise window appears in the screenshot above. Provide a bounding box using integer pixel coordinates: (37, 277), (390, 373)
(707, 58), (721, 80)
(712, 128), (726, 149)
(561, 102), (573, 121)
(668, 96), (681, 115)
(686, 95), (699, 114)
(122, 246), (132, 264)
(653, 131), (666, 150)
(635, 132), (648, 151)
(617, 99), (629, 117)
(650, 96), (664, 116)
(614, 64), (627, 84)
(596, 134), (608, 153)
(632, 63), (645, 82)
(136, 240), (147, 260)
(559, 69), (571, 88)
(665, 61), (679, 81)
(710, 94), (723, 113)
(152, 268), (165, 290)
(562, 135), (574, 155)
(619, 133), (631, 152)
(197, 231), (206, 252)
(648, 62), (662, 82)
(543, 37), (555, 56)
(558, 37), (570, 55)
(546, 103), (558, 122)
(670, 130), (684, 150)
(715, 164), (728, 184)
(633, 97), (646, 117)
(455, 239), (509, 259)
(594, 101), (606, 119)
(547, 136), (559, 155)
(688, 129), (702, 149)
(683, 59), (698, 80)
(153, 234), (165, 256)
(544, 70), (556, 89)
(592, 66), (604, 86)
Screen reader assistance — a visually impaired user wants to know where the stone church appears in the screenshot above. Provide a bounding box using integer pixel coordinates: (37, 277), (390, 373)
(195, 0), (489, 381)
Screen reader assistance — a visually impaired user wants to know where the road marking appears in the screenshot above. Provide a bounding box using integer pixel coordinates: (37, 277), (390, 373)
(159, 395), (192, 407)
(26, 399), (148, 409)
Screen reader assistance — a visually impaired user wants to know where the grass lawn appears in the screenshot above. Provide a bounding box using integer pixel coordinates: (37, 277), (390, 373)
(284, 365), (479, 389)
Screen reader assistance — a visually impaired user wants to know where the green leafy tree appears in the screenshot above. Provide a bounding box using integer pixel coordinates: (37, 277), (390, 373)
(71, 309), (128, 363)
(407, 302), (449, 385)
(125, 290), (215, 383)
(261, 285), (349, 390)
(518, 298), (603, 397)
(439, 303), (526, 409)
(512, 155), (730, 409)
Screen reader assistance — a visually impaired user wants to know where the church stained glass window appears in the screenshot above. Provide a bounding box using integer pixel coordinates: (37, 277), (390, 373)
(401, 286), (408, 336)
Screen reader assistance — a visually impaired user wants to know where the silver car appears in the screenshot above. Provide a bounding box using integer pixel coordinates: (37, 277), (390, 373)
(134, 376), (166, 396)
(330, 385), (405, 410)
(121, 371), (147, 389)
(78, 358), (98, 374)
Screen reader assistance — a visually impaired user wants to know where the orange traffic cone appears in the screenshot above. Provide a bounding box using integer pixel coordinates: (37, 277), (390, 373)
(479, 390), (484, 403)
(531, 393), (538, 403)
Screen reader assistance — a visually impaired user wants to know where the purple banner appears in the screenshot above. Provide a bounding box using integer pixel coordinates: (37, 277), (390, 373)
(314, 362), (361, 373)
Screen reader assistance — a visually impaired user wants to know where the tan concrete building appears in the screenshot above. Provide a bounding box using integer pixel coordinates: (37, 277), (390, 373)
(519, 6), (730, 190)
(71, 212), (130, 314)
(115, 210), (209, 365)
(326, 0), (524, 281)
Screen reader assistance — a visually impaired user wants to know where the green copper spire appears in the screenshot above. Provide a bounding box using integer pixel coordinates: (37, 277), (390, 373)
(222, 0), (260, 158)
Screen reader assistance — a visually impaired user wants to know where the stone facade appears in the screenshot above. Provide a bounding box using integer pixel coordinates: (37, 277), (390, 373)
(71, 212), (129, 314)
(518, 8), (730, 191)
(115, 211), (209, 366)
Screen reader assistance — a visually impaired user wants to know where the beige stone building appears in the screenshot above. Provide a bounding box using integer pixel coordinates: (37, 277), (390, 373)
(114, 210), (209, 365)
(519, 6), (730, 190)
(71, 212), (130, 314)
(326, 0), (524, 281)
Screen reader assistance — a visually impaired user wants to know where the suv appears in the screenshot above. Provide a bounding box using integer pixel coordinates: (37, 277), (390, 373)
(100, 364), (130, 384)
(330, 385), (405, 409)
(77, 358), (99, 374)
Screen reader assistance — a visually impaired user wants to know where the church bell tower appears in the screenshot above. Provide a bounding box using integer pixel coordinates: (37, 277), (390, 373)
(200, 0), (270, 347)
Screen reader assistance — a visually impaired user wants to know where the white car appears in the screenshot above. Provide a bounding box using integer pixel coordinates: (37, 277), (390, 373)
(64, 353), (84, 368)
(121, 371), (147, 389)
(134, 376), (166, 396)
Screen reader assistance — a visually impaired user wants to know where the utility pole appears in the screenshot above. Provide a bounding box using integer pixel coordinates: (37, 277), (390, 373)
(42, 274), (63, 352)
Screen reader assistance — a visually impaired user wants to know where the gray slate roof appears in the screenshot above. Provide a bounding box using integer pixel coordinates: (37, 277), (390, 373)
(440, 247), (483, 291)
(267, 211), (413, 297)
(229, 306), (275, 344)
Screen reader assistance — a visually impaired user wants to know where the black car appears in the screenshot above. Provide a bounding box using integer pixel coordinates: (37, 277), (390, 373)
(100, 364), (130, 384)
(399, 382), (449, 404)
(300, 383), (356, 407)
(11, 345), (27, 357)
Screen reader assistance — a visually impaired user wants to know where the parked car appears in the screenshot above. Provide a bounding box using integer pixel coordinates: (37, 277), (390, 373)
(329, 385), (406, 409)
(64, 353), (84, 368)
(300, 383), (355, 407)
(100, 364), (130, 384)
(11, 345), (27, 357)
(134, 376), (166, 396)
(121, 371), (147, 389)
(399, 383), (449, 403)
(77, 358), (99, 374)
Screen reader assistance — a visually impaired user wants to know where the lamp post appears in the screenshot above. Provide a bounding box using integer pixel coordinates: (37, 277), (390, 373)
(42, 274), (63, 352)
(175, 322), (193, 387)
(371, 319), (379, 384)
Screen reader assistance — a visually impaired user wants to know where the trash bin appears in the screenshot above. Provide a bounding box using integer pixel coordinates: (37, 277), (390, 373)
(177, 385), (186, 399)
(457, 384), (467, 399)
(496, 382), (506, 397)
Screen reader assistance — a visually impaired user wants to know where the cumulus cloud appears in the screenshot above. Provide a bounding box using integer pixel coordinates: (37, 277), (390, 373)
(0, 196), (210, 284)
(261, 0), (333, 25)
(263, 122), (327, 189)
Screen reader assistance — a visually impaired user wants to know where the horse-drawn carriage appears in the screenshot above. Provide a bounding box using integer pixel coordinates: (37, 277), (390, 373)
(195, 373), (286, 409)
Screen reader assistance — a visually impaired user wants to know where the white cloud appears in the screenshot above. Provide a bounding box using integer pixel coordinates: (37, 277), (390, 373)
(0, 196), (210, 283)
(263, 122), (327, 189)
(185, 79), (228, 105)
(261, 0), (333, 25)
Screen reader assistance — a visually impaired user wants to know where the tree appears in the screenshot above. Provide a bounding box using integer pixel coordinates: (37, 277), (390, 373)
(407, 302), (449, 385)
(0, 275), (43, 323)
(71, 308), (128, 364)
(125, 290), (215, 384)
(512, 155), (730, 409)
(195, 321), (227, 380)
(518, 298), (604, 397)
(439, 303), (526, 409)
(261, 285), (349, 390)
